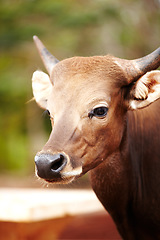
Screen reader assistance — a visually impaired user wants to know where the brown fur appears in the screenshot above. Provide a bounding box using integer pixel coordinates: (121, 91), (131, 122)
(33, 53), (160, 240)
(90, 99), (160, 239)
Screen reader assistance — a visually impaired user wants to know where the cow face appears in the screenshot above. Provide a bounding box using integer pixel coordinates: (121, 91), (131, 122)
(32, 36), (160, 184)
(32, 56), (125, 183)
(32, 55), (160, 184)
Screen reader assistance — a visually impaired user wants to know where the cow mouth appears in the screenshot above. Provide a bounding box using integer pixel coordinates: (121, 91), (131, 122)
(45, 176), (76, 184)
(43, 167), (83, 184)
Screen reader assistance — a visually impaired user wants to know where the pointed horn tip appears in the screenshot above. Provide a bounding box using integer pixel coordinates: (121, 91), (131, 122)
(33, 35), (37, 41)
(33, 35), (41, 44)
(33, 35), (38, 40)
(33, 35), (46, 52)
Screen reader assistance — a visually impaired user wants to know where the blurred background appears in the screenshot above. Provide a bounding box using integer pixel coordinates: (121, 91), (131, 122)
(0, 0), (160, 187)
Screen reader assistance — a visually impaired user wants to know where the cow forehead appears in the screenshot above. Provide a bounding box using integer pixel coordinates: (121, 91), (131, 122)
(51, 55), (126, 87)
(46, 55), (126, 114)
(47, 77), (110, 116)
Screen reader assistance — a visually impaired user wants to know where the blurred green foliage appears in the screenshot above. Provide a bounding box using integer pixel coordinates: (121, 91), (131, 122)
(0, 0), (160, 175)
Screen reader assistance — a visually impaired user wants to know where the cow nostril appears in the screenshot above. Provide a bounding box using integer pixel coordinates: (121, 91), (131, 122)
(51, 154), (66, 171)
(35, 153), (68, 180)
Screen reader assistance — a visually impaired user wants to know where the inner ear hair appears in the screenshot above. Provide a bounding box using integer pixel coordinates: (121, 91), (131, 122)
(131, 76), (149, 101)
(123, 71), (158, 102)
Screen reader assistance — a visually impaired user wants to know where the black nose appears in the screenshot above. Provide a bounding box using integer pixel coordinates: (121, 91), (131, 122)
(34, 153), (67, 180)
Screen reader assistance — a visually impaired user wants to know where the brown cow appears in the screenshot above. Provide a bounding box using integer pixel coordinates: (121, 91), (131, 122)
(32, 36), (160, 239)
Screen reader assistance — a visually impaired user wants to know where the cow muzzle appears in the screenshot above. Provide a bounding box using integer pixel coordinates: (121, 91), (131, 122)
(34, 152), (82, 183)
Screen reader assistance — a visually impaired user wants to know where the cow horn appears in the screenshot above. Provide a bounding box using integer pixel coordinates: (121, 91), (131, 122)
(116, 47), (160, 83)
(33, 35), (59, 75)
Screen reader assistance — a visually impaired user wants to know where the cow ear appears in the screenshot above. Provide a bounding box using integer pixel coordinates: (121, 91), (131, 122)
(32, 70), (52, 109)
(128, 70), (160, 110)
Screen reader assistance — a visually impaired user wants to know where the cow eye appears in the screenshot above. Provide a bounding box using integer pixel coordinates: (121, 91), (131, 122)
(88, 107), (108, 119)
(43, 110), (50, 117)
(45, 110), (54, 126)
(46, 110), (50, 116)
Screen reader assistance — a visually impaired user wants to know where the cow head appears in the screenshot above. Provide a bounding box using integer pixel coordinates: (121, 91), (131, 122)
(32, 36), (160, 183)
